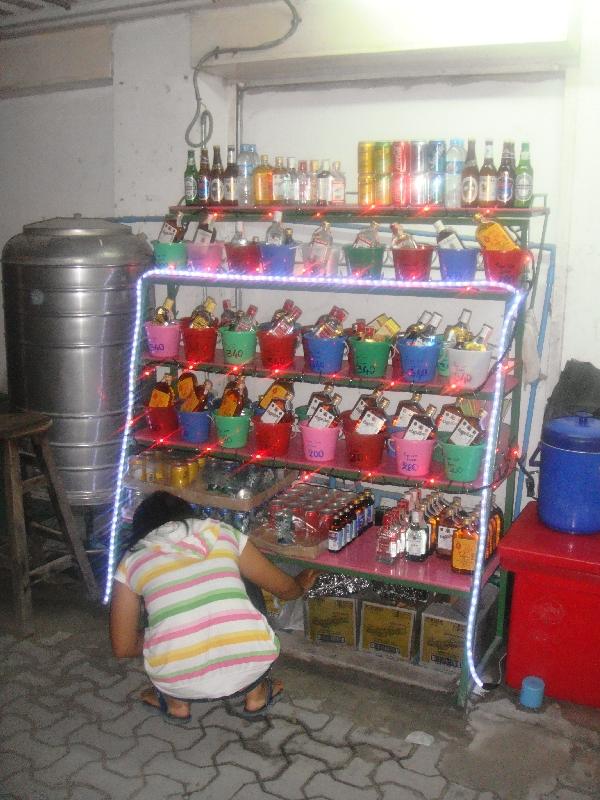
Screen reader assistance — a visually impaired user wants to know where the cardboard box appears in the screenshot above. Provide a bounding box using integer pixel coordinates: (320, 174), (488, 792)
(359, 601), (417, 660)
(419, 583), (498, 671)
(305, 596), (357, 647)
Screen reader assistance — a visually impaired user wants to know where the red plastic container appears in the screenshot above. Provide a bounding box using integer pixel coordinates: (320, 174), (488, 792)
(482, 248), (533, 288)
(144, 406), (179, 435)
(257, 329), (298, 369)
(225, 243), (263, 274)
(254, 417), (293, 456)
(499, 502), (600, 708)
(392, 245), (435, 281)
(344, 424), (387, 469)
(181, 324), (218, 364)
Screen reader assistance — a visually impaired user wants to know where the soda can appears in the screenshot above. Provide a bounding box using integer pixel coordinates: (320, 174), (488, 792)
(358, 173), (376, 207)
(428, 172), (445, 206)
(375, 173), (392, 206)
(373, 141), (392, 176)
(410, 141), (428, 173)
(170, 462), (189, 488)
(392, 140), (410, 173)
(428, 140), (446, 173)
(410, 172), (428, 206)
(358, 141), (375, 174)
(391, 171), (410, 206)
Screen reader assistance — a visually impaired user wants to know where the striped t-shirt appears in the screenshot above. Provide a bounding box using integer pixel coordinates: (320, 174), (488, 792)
(115, 517), (279, 699)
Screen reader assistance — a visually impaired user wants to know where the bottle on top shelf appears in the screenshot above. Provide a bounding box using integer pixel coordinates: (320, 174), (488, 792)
(197, 147), (211, 205)
(496, 140), (515, 208)
(434, 220), (464, 250)
(253, 155), (274, 206)
(236, 143), (255, 206)
(222, 145), (238, 206)
(298, 160), (311, 205)
(514, 142), (534, 208)
(316, 160), (334, 206)
(272, 156), (290, 205)
(478, 139), (497, 208)
(331, 160), (346, 205)
(287, 157), (300, 205)
(184, 149), (198, 205)
(461, 139), (479, 208)
(308, 159), (320, 204)
(473, 214), (519, 252)
(444, 138), (466, 209)
(210, 145), (224, 205)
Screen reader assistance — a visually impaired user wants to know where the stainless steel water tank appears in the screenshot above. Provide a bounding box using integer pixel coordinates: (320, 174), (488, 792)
(2, 216), (153, 505)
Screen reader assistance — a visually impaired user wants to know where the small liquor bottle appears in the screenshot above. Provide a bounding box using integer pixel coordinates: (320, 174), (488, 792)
(219, 376), (246, 416)
(451, 513), (480, 574)
(220, 299), (237, 328)
(148, 374), (175, 408)
(153, 297), (175, 325)
(265, 210), (285, 245)
(268, 305), (302, 338)
(355, 397), (389, 435)
(261, 390), (294, 424)
(313, 307), (348, 339)
(176, 371), (198, 405)
(403, 311), (433, 341)
(189, 297), (217, 329)
(392, 392), (424, 429)
(233, 305), (258, 332)
(435, 398), (465, 436)
(390, 222), (417, 249)
(434, 220), (464, 250)
(443, 309), (472, 346)
(462, 324), (493, 351)
(259, 379), (294, 411)
(307, 393), (342, 428)
(272, 298), (295, 322)
(436, 497), (464, 559)
(353, 221), (380, 248)
(350, 388), (384, 422)
(403, 404), (437, 441)
(405, 509), (430, 563)
(473, 214), (519, 252)
(449, 409), (487, 446)
(306, 384), (334, 417)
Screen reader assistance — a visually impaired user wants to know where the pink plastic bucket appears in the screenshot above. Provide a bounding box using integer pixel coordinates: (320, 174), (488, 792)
(300, 420), (339, 462)
(186, 242), (224, 272)
(392, 432), (435, 477)
(145, 321), (181, 360)
(181, 324), (218, 363)
(254, 417), (293, 456)
(257, 329), (298, 369)
(392, 245), (435, 281)
(344, 426), (387, 469)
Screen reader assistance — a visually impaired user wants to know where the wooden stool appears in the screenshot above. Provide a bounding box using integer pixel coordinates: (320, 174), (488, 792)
(0, 412), (98, 635)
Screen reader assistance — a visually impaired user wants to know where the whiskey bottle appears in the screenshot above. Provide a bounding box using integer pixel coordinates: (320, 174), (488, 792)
(148, 374), (175, 408)
(219, 376), (246, 416)
(153, 297), (175, 325)
(435, 398), (465, 435)
(436, 497), (464, 559)
(449, 409), (487, 446)
(390, 222), (417, 249)
(350, 388), (384, 422)
(306, 384), (334, 417)
(353, 221), (380, 248)
(405, 509), (430, 563)
(404, 404), (437, 441)
(451, 513), (480, 574)
(434, 220), (464, 250)
(403, 311), (433, 341)
(259, 379), (295, 411)
(355, 397), (390, 435)
(474, 213), (519, 252)
(307, 393), (342, 428)
(461, 323), (493, 351)
(265, 210), (285, 245)
(392, 392), (424, 429)
(253, 155), (274, 206)
(189, 296), (217, 329)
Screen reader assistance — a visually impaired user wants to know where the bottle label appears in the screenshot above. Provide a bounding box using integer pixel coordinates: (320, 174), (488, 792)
(184, 176), (197, 202)
(331, 178), (345, 204)
(497, 175), (514, 204)
(157, 220), (178, 243)
(356, 410), (385, 435)
(307, 395), (325, 416)
(197, 177), (210, 203)
(515, 173), (533, 202)
(438, 525), (454, 551)
(272, 174), (288, 203)
(308, 407), (336, 429)
(262, 402), (285, 424)
(259, 384), (289, 410)
(149, 389), (171, 408)
(177, 375), (195, 400)
(406, 529), (427, 556)
(223, 178), (237, 203)
(438, 232), (463, 250)
(478, 175), (497, 202)
(404, 419), (432, 441)
(449, 419), (479, 446)
(461, 175), (478, 205)
(452, 537), (476, 572)
(437, 409), (462, 433)
(210, 177), (223, 202)
(446, 159), (464, 176)
(394, 406), (417, 429)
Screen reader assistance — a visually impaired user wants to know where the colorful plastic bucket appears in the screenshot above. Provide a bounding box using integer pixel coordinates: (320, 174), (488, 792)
(144, 406), (179, 435)
(392, 432), (435, 477)
(395, 340), (440, 383)
(304, 332), (346, 375)
(441, 441), (485, 482)
(295, 405), (309, 422)
(254, 417), (293, 456)
(482, 248), (533, 288)
(145, 321), (181, 360)
(257, 329), (298, 369)
(259, 244), (296, 276)
(178, 410), (211, 444)
(343, 245), (386, 279)
(181, 324), (218, 363)
(433, 431), (451, 463)
(447, 348), (492, 390)
(300, 420), (339, 462)
(186, 242), (224, 272)
(225, 243), (263, 274)
(220, 327), (257, 365)
(392, 245), (435, 281)
(300, 244), (341, 277)
(152, 241), (187, 267)
(345, 426), (387, 469)
(214, 412), (251, 448)
(438, 248), (479, 281)
(350, 337), (391, 379)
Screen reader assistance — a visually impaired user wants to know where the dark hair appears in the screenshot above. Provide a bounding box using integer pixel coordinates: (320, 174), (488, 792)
(131, 490), (195, 545)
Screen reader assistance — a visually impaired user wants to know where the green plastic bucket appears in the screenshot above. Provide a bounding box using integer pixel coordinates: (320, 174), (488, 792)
(349, 337), (391, 378)
(432, 431), (451, 463)
(152, 240), (187, 266)
(441, 441), (485, 482)
(343, 245), (386, 279)
(220, 327), (257, 365)
(296, 405), (309, 421)
(214, 411), (251, 448)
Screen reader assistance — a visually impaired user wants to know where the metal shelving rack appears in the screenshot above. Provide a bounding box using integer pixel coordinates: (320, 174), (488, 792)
(107, 204), (548, 706)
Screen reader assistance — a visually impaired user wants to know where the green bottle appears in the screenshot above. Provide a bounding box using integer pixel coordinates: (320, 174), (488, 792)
(184, 149), (198, 206)
(514, 142), (533, 208)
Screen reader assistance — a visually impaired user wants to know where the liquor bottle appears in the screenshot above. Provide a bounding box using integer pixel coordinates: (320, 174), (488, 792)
(272, 299), (295, 322)
(444, 138), (466, 209)
(190, 212), (217, 245)
(420, 500), (438, 555)
(443, 309), (472, 345)
(435, 397), (465, 435)
(390, 223), (417, 249)
(176, 370), (198, 405)
(259, 379), (294, 410)
(180, 378), (213, 413)
(355, 397), (389, 435)
(283, 227), (295, 245)
(478, 139), (497, 208)
(306, 384), (335, 417)
(473, 213), (519, 252)
(189, 296), (217, 329)
(307, 393), (342, 428)
(496, 140), (515, 208)
(316, 159), (334, 205)
(460, 139), (479, 208)
(272, 156), (290, 205)
(287, 157), (300, 205)
(233, 305), (258, 332)
(405, 509), (430, 563)
(451, 513), (479, 574)
(514, 142), (534, 208)
(222, 145), (238, 206)
(148, 373), (175, 407)
(434, 220), (464, 250)
(461, 323), (493, 351)
(449, 409), (487, 446)
(308, 159), (320, 204)
(261, 390), (294, 424)
(153, 297), (175, 325)
(236, 143), (255, 206)
(209, 145), (224, 205)
(268, 305), (302, 337)
(404, 404), (437, 441)
(184, 149), (198, 205)
(328, 514), (345, 552)
(253, 155), (274, 206)
(491, 494), (505, 550)
(230, 220), (248, 246)
(413, 311), (442, 346)
(436, 497), (463, 558)
(197, 147), (211, 205)
(219, 376), (246, 416)
(265, 210), (284, 245)
(350, 388), (384, 422)
(313, 307), (347, 338)
(403, 311), (432, 340)
(353, 221), (380, 247)
(157, 212), (187, 244)
(298, 160), (311, 205)
(331, 160), (346, 205)
(392, 393), (424, 429)
(306, 221), (334, 272)
(220, 299), (237, 327)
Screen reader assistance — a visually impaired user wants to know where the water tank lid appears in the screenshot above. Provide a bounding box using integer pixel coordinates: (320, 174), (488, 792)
(543, 412), (600, 452)
(22, 216), (131, 237)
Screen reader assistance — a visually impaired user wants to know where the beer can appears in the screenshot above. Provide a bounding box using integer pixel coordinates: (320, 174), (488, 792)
(391, 171), (410, 206)
(410, 172), (428, 206)
(170, 462), (189, 488)
(428, 172), (445, 206)
(358, 141), (375, 174)
(410, 141), (428, 174)
(358, 173), (376, 207)
(373, 141), (392, 176)
(428, 140), (446, 173)
(392, 141), (410, 173)
(375, 173), (392, 206)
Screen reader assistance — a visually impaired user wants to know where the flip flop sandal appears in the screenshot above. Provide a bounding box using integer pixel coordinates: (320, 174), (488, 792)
(239, 674), (284, 720)
(141, 688), (192, 725)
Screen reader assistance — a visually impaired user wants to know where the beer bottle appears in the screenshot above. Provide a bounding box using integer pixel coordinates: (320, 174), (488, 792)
(184, 149), (198, 206)
(460, 139), (479, 208)
(253, 155), (274, 206)
(514, 142), (534, 208)
(478, 140), (497, 208)
(197, 147), (211, 205)
(222, 145), (238, 206)
(209, 145), (224, 205)
(496, 140), (515, 208)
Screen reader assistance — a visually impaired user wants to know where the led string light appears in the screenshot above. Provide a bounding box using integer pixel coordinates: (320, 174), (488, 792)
(104, 266), (521, 603)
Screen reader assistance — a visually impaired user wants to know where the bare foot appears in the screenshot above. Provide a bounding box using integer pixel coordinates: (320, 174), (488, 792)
(140, 686), (191, 720)
(244, 677), (284, 713)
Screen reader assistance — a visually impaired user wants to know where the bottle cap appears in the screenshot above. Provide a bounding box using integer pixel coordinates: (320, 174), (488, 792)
(273, 211), (283, 222)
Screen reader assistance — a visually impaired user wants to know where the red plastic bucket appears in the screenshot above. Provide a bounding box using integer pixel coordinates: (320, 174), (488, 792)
(254, 417), (293, 456)
(144, 406), (179, 435)
(225, 243), (263, 274)
(344, 426), (387, 469)
(144, 321), (181, 360)
(392, 432), (435, 477)
(181, 324), (218, 364)
(482, 248), (533, 288)
(300, 421), (339, 462)
(392, 245), (435, 281)
(257, 329), (298, 369)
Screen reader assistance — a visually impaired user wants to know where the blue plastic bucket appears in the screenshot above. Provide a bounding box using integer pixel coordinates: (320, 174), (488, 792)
(395, 340), (440, 383)
(259, 244), (296, 276)
(178, 410), (211, 444)
(438, 248), (479, 281)
(304, 332), (346, 374)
